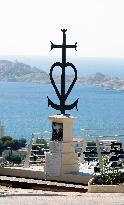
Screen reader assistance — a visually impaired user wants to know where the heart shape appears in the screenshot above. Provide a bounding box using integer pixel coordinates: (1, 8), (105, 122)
(49, 62), (77, 102)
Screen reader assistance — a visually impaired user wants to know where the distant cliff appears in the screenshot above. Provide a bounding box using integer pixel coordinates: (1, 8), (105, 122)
(0, 60), (124, 90)
(0, 60), (49, 83)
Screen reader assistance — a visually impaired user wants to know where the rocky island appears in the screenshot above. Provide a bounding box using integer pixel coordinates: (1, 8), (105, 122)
(0, 60), (123, 90)
(77, 72), (124, 91)
(0, 60), (49, 83)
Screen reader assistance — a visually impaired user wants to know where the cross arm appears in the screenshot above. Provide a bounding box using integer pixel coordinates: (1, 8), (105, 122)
(66, 42), (77, 51)
(50, 41), (62, 51)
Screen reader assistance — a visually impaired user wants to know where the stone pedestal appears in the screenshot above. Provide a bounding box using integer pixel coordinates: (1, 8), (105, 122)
(45, 115), (79, 176)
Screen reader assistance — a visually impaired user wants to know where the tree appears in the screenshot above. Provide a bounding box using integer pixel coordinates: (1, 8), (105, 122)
(18, 138), (27, 147)
(0, 136), (27, 154)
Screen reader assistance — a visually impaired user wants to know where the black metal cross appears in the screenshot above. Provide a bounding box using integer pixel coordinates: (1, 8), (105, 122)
(47, 29), (79, 115)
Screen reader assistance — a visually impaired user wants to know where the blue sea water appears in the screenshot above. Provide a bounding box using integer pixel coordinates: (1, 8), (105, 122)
(0, 82), (124, 141)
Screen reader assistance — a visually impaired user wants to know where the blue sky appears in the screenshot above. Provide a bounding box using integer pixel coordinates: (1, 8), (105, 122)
(0, 0), (124, 58)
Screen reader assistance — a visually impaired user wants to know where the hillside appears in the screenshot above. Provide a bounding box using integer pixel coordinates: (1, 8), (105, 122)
(0, 60), (49, 83)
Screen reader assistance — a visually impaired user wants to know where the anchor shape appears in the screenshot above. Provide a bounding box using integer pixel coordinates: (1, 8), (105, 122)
(47, 29), (79, 115)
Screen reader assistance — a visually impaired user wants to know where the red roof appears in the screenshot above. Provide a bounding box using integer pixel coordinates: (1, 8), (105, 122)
(73, 138), (83, 142)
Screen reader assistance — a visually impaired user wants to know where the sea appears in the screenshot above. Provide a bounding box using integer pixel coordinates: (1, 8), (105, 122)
(0, 56), (124, 142)
(0, 82), (124, 142)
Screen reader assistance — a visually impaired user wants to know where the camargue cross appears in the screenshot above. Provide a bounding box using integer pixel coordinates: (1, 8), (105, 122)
(47, 29), (79, 115)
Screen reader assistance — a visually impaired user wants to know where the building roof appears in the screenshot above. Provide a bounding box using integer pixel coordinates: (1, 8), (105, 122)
(73, 138), (83, 142)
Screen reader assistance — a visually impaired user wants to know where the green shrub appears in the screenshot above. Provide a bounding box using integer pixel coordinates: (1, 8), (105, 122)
(90, 155), (124, 185)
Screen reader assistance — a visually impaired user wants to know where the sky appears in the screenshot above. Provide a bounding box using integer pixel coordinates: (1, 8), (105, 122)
(0, 0), (124, 58)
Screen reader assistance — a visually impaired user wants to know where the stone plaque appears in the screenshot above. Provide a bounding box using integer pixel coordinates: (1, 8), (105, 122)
(45, 153), (61, 176)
